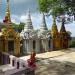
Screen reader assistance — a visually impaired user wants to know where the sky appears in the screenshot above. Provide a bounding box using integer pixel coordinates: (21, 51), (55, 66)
(0, 0), (75, 37)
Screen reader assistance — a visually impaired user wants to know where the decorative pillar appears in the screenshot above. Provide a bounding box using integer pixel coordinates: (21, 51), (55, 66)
(45, 40), (49, 52)
(14, 37), (20, 56)
(29, 40), (33, 53)
(50, 38), (53, 51)
(23, 40), (26, 54)
(45, 39), (47, 52)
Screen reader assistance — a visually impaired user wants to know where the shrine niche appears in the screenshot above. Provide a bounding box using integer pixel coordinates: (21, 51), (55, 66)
(8, 40), (14, 52)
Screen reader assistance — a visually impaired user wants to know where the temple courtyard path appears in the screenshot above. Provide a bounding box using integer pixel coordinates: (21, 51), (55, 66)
(35, 48), (75, 75)
(20, 48), (75, 63)
(20, 48), (75, 75)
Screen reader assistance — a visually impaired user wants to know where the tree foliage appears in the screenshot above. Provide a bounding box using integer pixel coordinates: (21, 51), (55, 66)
(18, 22), (25, 33)
(38, 0), (75, 23)
(62, 0), (75, 20)
(62, 0), (75, 10)
(12, 23), (19, 31)
(38, 0), (65, 17)
(38, 0), (49, 13)
(69, 37), (75, 47)
(12, 22), (25, 33)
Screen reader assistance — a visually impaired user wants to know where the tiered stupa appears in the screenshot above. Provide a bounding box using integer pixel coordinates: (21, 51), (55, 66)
(0, 0), (20, 56)
(24, 9), (33, 31)
(60, 18), (70, 48)
(51, 17), (60, 50)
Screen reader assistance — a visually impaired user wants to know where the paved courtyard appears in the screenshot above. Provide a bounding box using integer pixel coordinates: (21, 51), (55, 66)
(35, 48), (75, 75)
(20, 48), (75, 75)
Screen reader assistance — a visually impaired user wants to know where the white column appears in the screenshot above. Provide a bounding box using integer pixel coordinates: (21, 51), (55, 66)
(26, 39), (29, 54)
(45, 40), (49, 52)
(41, 39), (45, 52)
(29, 39), (33, 53)
(23, 40), (26, 54)
(35, 39), (40, 53)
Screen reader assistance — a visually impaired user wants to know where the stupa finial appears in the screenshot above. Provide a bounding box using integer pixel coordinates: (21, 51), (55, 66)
(3, 0), (11, 24)
(51, 16), (58, 37)
(40, 13), (47, 30)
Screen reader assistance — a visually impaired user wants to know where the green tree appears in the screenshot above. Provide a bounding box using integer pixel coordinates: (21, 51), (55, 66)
(12, 22), (25, 33)
(38, 0), (65, 24)
(12, 23), (19, 31)
(66, 31), (72, 41)
(38, 0), (75, 24)
(18, 22), (25, 33)
(67, 31), (72, 36)
(60, 0), (75, 21)
(69, 38), (75, 47)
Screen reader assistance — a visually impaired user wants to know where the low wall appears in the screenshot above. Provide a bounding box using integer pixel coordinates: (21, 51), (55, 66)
(0, 55), (35, 75)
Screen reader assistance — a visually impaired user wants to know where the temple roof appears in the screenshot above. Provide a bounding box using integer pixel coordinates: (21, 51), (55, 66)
(20, 13), (51, 39)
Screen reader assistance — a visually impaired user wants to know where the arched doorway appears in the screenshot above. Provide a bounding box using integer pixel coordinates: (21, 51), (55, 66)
(0, 52), (2, 65)
(8, 40), (14, 52)
(17, 62), (20, 69)
(33, 40), (36, 50)
(48, 39), (51, 49)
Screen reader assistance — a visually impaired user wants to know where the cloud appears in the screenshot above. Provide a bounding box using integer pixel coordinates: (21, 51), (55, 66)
(65, 21), (75, 37)
(20, 13), (42, 29)
(45, 15), (53, 29)
(10, 13), (42, 29)
(20, 15), (27, 23)
(11, 12), (49, 30)
(11, 15), (20, 24)
(19, 13), (54, 30)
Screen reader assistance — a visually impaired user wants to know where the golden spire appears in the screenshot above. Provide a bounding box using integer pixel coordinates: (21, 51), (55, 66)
(3, 0), (11, 24)
(51, 16), (58, 37)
